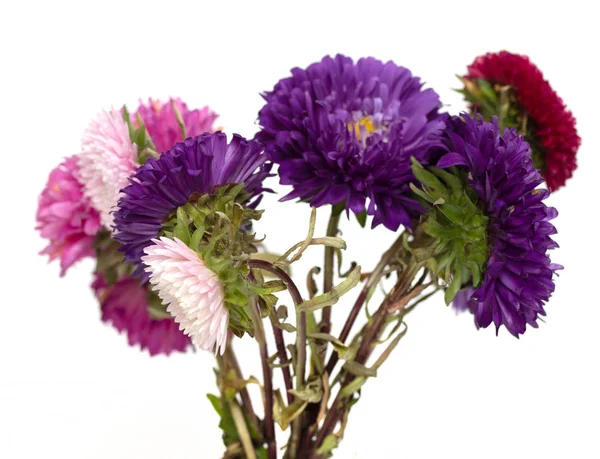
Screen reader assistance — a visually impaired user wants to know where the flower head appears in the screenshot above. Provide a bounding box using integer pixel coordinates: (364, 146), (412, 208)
(113, 132), (271, 279)
(416, 114), (560, 336)
(142, 237), (228, 354)
(463, 51), (580, 191)
(133, 98), (218, 153)
(257, 54), (444, 230)
(92, 273), (190, 356)
(79, 109), (139, 228)
(36, 156), (102, 275)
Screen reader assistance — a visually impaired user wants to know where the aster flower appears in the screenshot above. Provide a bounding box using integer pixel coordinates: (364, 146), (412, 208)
(92, 273), (190, 356)
(462, 51), (581, 190)
(79, 109), (139, 228)
(113, 132), (271, 279)
(143, 237), (228, 354)
(415, 114), (560, 336)
(257, 54), (444, 231)
(36, 156), (102, 275)
(133, 98), (218, 153)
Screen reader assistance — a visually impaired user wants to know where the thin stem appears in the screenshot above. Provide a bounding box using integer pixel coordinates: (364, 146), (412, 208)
(312, 264), (419, 457)
(248, 258), (307, 459)
(324, 233), (405, 376)
(269, 310), (294, 404)
(229, 399), (258, 459)
(248, 294), (277, 459)
(403, 288), (441, 315)
(321, 209), (341, 334)
(224, 346), (262, 438)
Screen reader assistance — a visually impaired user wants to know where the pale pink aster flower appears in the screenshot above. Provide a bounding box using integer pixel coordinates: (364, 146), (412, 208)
(37, 156), (102, 275)
(142, 237), (228, 354)
(79, 109), (138, 228)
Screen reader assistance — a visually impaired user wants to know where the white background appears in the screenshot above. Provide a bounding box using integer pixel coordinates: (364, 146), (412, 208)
(1, 1), (598, 458)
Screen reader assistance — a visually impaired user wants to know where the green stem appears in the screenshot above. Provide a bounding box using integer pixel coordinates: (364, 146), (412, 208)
(321, 209), (341, 334)
(229, 399), (258, 459)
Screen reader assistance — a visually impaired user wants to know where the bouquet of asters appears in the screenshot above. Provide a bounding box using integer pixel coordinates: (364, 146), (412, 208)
(36, 51), (579, 458)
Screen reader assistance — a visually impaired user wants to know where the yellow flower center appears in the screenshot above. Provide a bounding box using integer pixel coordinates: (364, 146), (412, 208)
(348, 116), (377, 140)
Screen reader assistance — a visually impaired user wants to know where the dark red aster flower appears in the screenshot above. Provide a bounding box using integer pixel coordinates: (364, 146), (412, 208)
(464, 51), (580, 191)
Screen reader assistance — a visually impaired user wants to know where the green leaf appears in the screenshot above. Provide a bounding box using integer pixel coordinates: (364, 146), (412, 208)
(206, 393), (223, 417)
(316, 434), (339, 456)
(288, 377), (323, 403)
(339, 376), (367, 398)
(342, 360), (377, 377)
(272, 321), (296, 333)
(411, 157), (448, 193)
(248, 280), (286, 295)
(300, 266), (361, 312)
(307, 332), (355, 360)
(444, 272), (464, 305)
(171, 98), (187, 139)
(273, 397), (308, 431)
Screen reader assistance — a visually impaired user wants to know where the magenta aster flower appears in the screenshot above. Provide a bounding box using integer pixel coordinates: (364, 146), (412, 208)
(257, 54), (444, 230)
(113, 132), (271, 279)
(465, 51), (580, 191)
(36, 156), (102, 276)
(432, 114), (561, 336)
(92, 273), (190, 356)
(133, 98), (218, 153)
(143, 237), (228, 354)
(79, 109), (139, 228)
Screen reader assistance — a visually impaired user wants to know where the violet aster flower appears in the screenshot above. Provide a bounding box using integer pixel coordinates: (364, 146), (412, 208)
(257, 54), (444, 230)
(133, 98), (218, 153)
(92, 273), (190, 356)
(113, 132), (271, 278)
(36, 156), (102, 275)
(433, 114), (561, 336)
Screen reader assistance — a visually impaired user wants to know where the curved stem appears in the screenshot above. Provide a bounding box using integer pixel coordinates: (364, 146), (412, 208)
(248, 258), (307, 459)
(248, 259), (304, 307)
(321, 210), (341, 334)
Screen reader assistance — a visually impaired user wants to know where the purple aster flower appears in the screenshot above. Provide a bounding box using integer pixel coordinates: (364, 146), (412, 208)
(113, 132), (271, 278)
(434, 114), (561, 337)
(257, 54), (444, 230)
(92, 273), (190, 356)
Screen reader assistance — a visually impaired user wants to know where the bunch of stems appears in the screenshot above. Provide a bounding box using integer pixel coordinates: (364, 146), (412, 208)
(216, 209), (439, 459)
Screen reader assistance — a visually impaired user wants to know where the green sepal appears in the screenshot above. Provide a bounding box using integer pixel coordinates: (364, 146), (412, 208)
(121, 105), (158, 164)
(159, 184), (264, 338)
(355, 210), (367, 227)
(458, 76), (547, 171)
(411, 160), (490, 303)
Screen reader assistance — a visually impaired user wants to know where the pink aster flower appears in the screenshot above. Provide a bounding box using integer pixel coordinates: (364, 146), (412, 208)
(79, 109), (138, 228)
(133, 98), (218, 153)
(92, 274), (190, 356)
(36, 156), (102, 276)
(142, 237), (228, 354)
